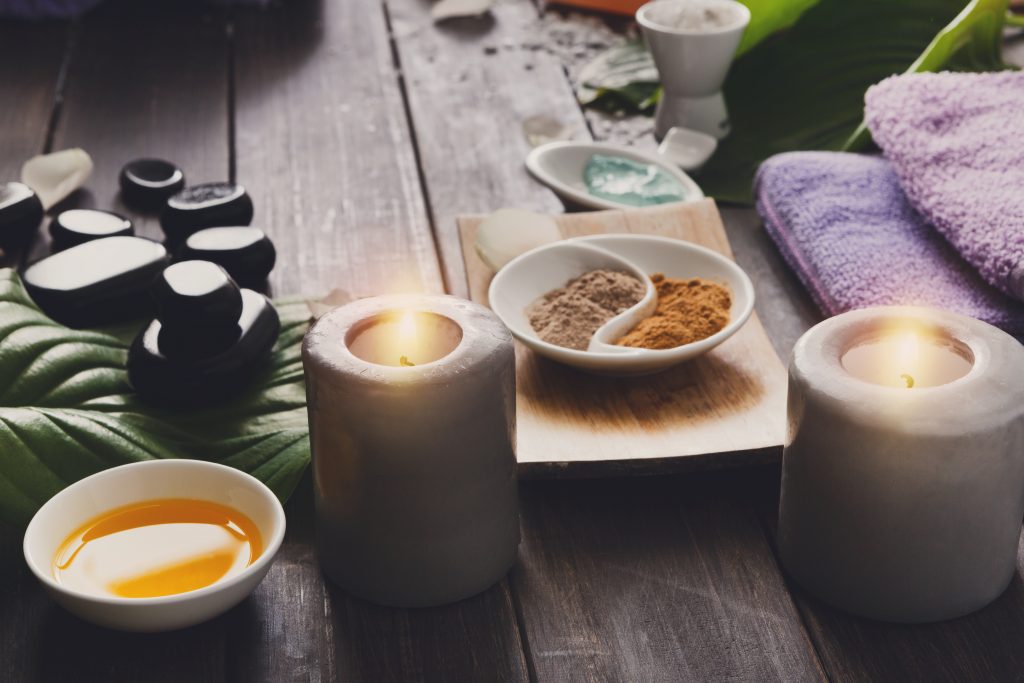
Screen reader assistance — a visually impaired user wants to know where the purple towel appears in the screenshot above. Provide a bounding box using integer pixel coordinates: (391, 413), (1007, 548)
(754, 151), (1024, 339)
(865, 71), (1024, 302)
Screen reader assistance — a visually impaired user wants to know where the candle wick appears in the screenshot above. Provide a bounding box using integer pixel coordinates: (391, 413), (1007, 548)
(900, 373), (914, 389)
(400, 355), (415, 367)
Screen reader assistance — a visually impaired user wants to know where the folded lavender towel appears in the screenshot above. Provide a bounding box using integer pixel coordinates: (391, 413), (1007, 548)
(755, 151), (1024, 339)
(865, 71), (1024, 302)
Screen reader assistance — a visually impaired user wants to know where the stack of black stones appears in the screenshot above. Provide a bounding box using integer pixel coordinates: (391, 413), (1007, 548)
(0, 159), (281, 406)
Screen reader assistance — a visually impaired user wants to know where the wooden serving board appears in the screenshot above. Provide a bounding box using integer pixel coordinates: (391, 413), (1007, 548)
(458, 200), (787, 477)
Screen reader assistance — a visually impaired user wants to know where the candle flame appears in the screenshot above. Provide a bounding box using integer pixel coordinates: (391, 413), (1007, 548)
(397, 310), (418, 341)
(842, 321), (972, 390)
(396, 310), (419, 366)
(894, 330), (919, 389)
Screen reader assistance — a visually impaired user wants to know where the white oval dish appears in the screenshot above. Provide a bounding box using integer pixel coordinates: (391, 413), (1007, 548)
(525, 141), (704, 211)
(23, 459), (286, 632)
(488, 234), (754, 375)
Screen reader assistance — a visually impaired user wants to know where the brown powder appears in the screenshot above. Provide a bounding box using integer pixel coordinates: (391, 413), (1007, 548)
(618, 273), (731, 349)
(528, 269), (646, 350)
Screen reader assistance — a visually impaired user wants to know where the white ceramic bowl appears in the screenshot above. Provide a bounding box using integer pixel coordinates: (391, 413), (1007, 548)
(23, 459), (286, 632)
(525, 141), (704, 211)
(488, 234), (754, 375)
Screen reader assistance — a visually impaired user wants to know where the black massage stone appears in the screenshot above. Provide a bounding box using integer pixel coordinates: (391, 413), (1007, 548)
(160, 182), (253, 243)
(119, 158), (185, 210)
(177, 226), (276, 288)
(22, 236), (169, 327)
(151, 260), (243, 330)
(127, 289), (281, 405)
(0, 182), (44, 247)
(49, 209), (133, 251)
(157, 321), (242, 362)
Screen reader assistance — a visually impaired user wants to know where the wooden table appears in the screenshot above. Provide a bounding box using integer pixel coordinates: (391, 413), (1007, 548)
(2, 1), (1023, 680)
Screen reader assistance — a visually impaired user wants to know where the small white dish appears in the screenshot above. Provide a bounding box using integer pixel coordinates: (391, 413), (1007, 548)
(657, 126), (718, 171)
(525, 141), (704, 211)
(488, 234), (754, 375)
(23, 460), (286, 632)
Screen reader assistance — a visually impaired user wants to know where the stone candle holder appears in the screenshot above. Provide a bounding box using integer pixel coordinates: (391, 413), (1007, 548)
(302, 294), (519, 608)
(779, 306), (1024, 623)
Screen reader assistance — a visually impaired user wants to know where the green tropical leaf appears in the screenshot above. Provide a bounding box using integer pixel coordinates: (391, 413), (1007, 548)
(577, 41), (661, 114)
(735, 0), (819, 57)
(0, 268), (312, 528)
(693, 0), (1011, 202)
(577, 1), (818, 113)
(576, 0), (1010, 203)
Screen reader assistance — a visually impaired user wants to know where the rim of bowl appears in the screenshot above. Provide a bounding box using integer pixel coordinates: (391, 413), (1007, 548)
(23, 459), (286, 607)
(524, 141), (704, 212)
(579, 234), (754, 356)
(489, 234), (755, 363)
(636, 0), (752, 36)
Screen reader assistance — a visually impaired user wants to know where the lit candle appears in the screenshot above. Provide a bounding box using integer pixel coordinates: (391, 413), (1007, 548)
(840, 325), (973, 389)
(302, 295), (519, 607)
(779, 306), (1024, 622)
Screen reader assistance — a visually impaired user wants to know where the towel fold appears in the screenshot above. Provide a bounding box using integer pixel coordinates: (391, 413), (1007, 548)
(754, 151), (1024, 339)
(865, 71), (1024, 302)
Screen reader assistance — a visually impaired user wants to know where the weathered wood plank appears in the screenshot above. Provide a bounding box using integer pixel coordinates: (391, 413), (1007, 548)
(40, 0), (231, 260)
(387, 0), (824, 679)
(234, 0), (442, 298)
(385, 0), (587, 296)
(231, 0), (527, 679)
(0, 4), (231, 682)
(514, 470), (825, 681)
(0, 20), (68, 268)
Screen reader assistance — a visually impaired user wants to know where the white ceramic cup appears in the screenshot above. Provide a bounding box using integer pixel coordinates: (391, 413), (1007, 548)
(636, 0), (750, 139)
(23, 459), (286, 632)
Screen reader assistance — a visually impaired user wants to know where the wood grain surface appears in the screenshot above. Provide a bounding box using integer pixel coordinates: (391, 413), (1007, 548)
(459, 200), (787, 475)
(385, 0), (587, 296)
(39, 0), (231, 261)
(515, 468), (824, 682)
(1, 2), (1022, 682)
(231, 0), (527, 680)
(234, 0), (442, 298)
(0, 5), (230, 682)
(0, 20), (68, 269)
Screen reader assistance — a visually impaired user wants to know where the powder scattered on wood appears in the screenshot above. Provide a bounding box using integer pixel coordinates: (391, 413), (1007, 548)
(617, 274), (731, 349)
(528, 269), (646, 351)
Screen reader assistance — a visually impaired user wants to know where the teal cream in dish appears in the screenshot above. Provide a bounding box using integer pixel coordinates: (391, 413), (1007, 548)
(583, 154), (687, 207)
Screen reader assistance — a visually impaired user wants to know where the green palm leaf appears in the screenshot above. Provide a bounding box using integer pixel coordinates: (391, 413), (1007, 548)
(0, 269), (311, 528)
(696, 0), (1011, 202)
(577, 0), (1011, 203)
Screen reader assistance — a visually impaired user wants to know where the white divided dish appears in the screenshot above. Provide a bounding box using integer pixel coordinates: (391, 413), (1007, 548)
(488, 234), (754, 375)
(525, 141), (704, 211)
(23, 460), (286, 632)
